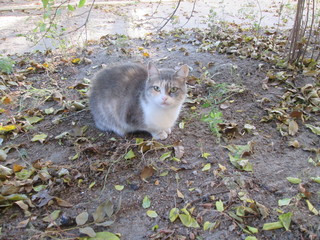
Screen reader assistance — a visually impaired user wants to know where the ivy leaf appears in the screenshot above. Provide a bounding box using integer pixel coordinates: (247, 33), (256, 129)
(142, 195), (151, 209)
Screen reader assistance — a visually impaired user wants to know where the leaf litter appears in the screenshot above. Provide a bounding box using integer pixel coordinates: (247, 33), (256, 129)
(0, 21), (319, 240)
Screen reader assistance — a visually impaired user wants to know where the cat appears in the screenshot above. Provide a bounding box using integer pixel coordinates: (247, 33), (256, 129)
(89, 62), (189, 140)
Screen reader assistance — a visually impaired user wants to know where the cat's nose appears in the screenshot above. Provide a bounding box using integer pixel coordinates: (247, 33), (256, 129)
(162, 96), (168, 102)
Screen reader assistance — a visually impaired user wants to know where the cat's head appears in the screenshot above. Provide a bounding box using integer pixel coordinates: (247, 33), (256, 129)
(145, 63), (189, 109)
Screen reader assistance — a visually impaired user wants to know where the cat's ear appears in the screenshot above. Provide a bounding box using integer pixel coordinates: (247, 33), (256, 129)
(175, 65), (189, 79)
(148, 62), (160, 79)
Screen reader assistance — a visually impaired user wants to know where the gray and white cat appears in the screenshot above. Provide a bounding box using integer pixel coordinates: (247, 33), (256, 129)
(89, 62), (189, 140)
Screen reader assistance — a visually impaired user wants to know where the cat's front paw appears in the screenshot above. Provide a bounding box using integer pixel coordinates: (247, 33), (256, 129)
(152, 130), (168, 140)
(165, 128), (172, 134)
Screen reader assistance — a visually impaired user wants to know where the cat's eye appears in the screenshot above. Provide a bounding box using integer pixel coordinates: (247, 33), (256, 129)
(153, 86), (161, 92)
(170, 87), (178, 93)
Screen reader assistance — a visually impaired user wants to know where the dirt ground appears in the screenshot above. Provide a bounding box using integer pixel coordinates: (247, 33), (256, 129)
(1, 1), (320, 240)
(1, 29), (319, 239)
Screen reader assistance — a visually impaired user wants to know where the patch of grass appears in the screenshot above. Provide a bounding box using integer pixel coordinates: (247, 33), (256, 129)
(0, 57), (15, 74)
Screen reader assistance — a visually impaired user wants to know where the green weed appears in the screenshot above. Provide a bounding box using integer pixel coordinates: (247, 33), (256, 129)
(0, 57), (15, 74)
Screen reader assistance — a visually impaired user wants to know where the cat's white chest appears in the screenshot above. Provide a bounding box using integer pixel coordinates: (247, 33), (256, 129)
(142, 102), (180, 131)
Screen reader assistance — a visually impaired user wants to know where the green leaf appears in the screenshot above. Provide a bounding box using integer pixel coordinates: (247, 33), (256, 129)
(159, 171), (169, 177)
(203, 221), (219, 231)
(15, 168), (35, 180)
(79, 227), (96, 237)
(201, 152), (211, 159)
(93, 200), (114, 223)
(68, 4), (75, 11)
(306, 200), (319, 215)
(142, 195), (151, 209)
(76, 211), (89, 226)
(85, 232), (120, 240)
(24, 116), (43, 125)
(247, 226), (258, 234)
(78, 0), (86, 8)
(245, 237), (257, 240)
(179, 213), (200, 228)
(169, 208), (179, 222)
(202, 163), (211, 171)
(286, 177), (302, 184)
(41, 0), (49, 8)
(124, 149), (135, 160)
(279, 212), (292, 231)
(215, 200), (224, 212)
(146, 210), (158, 218)
(4, 194), (28, 201)
(31, 133), (47, 143)
(311, 177), (320, 183)
(160, 151), (172, 161)
(278, 198), (291, 206)
(262, 221), (283, 230)
(33, 185), (47, 192)
(114, 185), (124, 191)
(43, 210), (61, 222)
(151, 224), (159, 231)
(305, 124), (320, 135)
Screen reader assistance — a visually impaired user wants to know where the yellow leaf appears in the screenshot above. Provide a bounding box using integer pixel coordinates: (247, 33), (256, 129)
(13, 164), (24, 172)
(0, 124), (16, 132)
(42, 63), (49, 68)
(142, 52), (150, 58)
(71, 58), (81, 64)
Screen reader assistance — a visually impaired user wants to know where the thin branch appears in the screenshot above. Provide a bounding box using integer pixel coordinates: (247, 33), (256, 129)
(158, 0), (182, 32)
(33, 0), (70, 47)
(60, 0), (96, 38)
(181, 0), (196, 28)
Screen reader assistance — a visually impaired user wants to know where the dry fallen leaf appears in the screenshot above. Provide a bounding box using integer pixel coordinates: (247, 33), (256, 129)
(288, 119), (299, 136)
(140, 166), (155, 181)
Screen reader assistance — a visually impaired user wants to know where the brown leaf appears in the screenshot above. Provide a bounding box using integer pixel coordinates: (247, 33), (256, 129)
(288, 119), (299, 136)
(54, 197), (73, 208)
(173, 142), (185, 159)
(140, 166), (155, 181)
(299, 184), (311, 198)
(177, 189), (184, 199)
(17, 218), (29, 228)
